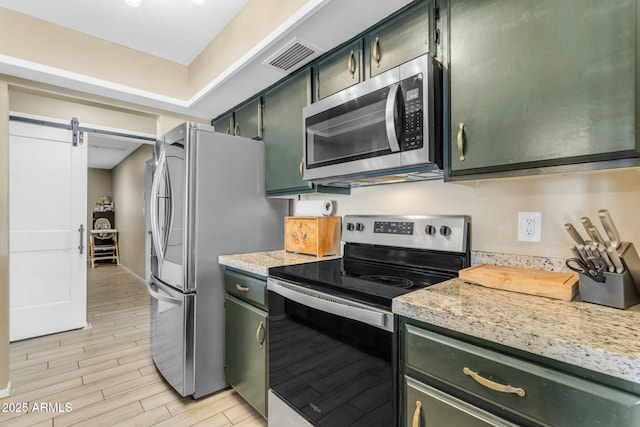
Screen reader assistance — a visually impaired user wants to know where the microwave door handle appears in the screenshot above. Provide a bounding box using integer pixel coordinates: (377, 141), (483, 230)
(385, 83), (401, 153)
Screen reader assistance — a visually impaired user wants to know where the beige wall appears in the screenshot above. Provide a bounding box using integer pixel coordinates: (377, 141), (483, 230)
(0, 7), (188, 99)
(112, 145), (154, 279)
(301, 167), (640, 261)
(9, 88), (158, 135)
(0, 81), (9, 393)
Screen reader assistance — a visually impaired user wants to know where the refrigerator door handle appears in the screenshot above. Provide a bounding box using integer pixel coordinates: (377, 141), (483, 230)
(150, 149), (167, 266)
(147, 280), (183, 306)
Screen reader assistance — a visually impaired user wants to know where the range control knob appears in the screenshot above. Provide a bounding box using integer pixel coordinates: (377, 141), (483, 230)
(355, 223), (365, 232)
(346, 223), (355, 231)
(424, 225), (437, 236)
(440, 225), (452, 237)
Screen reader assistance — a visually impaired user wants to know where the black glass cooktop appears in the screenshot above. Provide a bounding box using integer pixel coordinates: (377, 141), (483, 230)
(268, 257), (455, 309)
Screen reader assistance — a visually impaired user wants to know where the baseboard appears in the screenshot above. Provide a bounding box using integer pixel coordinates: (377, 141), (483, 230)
(0, 381), (11, 398)
(119, 264), (146, 283)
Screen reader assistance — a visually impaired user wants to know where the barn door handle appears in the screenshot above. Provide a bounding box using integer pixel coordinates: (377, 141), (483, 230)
(78, 224), (85, 254)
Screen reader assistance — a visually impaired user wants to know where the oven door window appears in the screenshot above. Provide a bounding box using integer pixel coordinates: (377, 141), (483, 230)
(269, 294), (393, 426)
(305, 85), (403, 169)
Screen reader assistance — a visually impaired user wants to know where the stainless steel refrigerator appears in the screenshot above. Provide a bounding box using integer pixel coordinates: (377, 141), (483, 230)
(147, 122), (287, 399)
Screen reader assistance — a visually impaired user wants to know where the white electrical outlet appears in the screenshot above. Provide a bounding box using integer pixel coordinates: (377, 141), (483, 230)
(518, 212), (542, 242)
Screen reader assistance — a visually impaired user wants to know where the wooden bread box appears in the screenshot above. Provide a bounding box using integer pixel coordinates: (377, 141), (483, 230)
(284, 216), (341, 257)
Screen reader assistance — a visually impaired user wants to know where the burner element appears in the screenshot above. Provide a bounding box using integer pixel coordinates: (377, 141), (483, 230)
(359, 275), (414, 289)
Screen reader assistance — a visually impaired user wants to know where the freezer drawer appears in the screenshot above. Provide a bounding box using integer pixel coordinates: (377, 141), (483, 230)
(148, 277), (195, 397)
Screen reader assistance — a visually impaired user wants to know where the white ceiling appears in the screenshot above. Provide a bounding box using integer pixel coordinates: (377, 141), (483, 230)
(87, 132), (147, 170)
(0, 0), (249, 65)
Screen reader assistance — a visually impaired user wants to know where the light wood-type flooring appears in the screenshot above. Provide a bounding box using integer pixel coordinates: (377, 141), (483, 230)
(0, 265), (266, 427)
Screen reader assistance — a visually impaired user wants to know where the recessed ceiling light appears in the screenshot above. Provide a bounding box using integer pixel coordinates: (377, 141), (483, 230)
(124, 0), (142, 7)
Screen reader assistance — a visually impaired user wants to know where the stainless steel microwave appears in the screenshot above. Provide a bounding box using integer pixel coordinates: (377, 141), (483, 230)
(302, 54), (442, 186)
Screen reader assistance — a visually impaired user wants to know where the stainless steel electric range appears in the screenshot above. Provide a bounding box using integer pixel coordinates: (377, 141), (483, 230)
(267, 214), (471, 427)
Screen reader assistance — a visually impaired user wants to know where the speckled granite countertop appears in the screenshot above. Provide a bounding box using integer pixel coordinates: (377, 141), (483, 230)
(393, 278), (640, 384)
(218, 250), (340, 277)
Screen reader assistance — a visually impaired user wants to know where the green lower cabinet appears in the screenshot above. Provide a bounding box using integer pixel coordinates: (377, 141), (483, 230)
(405, 376), (516, 427)
(446, 0), (640, 178)
(402, 319), (640, 427)
(225, 293), (267, 417)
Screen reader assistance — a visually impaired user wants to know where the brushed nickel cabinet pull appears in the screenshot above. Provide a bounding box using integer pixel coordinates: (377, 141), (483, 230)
(225, 127), (231, 135)
(234, 122), (239, 136)
(412, 400), (422, 427)
(236, 284), (250, 292)
(348, 50), (356, 79)
(463, 367), (526, 397)
(299, 157), (304, 177)
(457, 122), (465, 161)
(256, 321), (265, 348)
(373, 36), (381, 67)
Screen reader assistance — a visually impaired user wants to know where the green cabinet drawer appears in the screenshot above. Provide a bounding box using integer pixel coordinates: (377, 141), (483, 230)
(365, 0), (432, 78)
(405, 325), (640, 426)
(405, 376), (516, 427)
(224, 270), (266, 309)
(225, 294), (267, 417)
(314, 40), (363, 100)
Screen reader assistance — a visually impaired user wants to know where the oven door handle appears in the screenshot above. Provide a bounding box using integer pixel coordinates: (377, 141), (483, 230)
(267, 278), (393, 332)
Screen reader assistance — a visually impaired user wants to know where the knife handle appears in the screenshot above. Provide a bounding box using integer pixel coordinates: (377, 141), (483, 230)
(587, 226), (607, 247)
(576, 244), (589, 262)
(607, 246), (625, 274)
(597, 244), (615, 273)
(598, 210), (621, 250)
(580, 217), (596, 236)
(564, 223), (585, 246)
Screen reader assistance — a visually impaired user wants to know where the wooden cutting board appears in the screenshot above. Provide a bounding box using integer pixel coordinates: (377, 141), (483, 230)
(459, 264), (578, 301)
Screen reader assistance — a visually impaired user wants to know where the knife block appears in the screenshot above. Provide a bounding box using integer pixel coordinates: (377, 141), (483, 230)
(578, 270), (640, 309)
(618, 242), (640, 295)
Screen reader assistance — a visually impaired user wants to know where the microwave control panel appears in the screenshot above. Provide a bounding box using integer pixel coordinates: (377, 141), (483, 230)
(401, 74), (423, 151)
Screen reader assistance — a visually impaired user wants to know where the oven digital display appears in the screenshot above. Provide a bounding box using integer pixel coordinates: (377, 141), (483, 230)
(373, 221), (414, 235)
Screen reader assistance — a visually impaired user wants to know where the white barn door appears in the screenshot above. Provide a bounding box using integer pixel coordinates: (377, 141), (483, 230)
(9, 120), (87, 341)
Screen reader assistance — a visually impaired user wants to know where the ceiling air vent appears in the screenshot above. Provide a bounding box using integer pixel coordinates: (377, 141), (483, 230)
(263, 39), (323, 73)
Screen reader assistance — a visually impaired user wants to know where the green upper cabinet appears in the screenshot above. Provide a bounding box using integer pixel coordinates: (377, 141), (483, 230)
(233, 97), (262, 140)
(263, 69), (312, 195)
(314, 40), (363, 101)
(212, 114), (232, 135)
(447, 0), (640, 178)
(365, 0), (434, 78)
